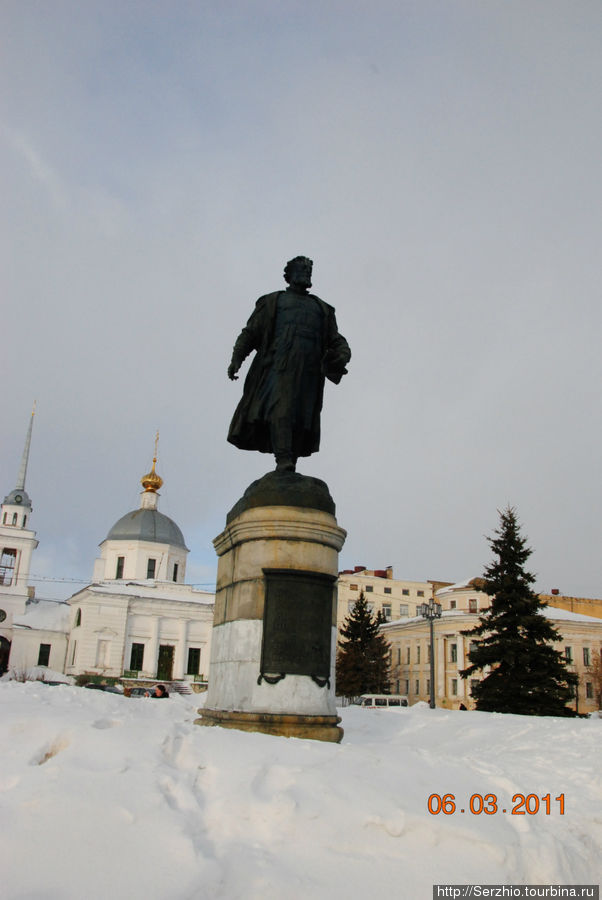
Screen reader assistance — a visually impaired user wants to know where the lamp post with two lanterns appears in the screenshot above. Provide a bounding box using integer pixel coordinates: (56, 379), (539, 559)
(419, 596), (442, 709)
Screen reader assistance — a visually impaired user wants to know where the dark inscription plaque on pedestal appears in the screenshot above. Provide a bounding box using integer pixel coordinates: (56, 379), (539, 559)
(260, 569), (335, 681)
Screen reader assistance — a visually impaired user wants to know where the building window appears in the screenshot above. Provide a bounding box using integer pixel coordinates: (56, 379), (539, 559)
(426, 678), (430, 694)
(397, 648), (401, 664)
(187, 648), (201, 676)
(147, 558), (156, 579)
(416, 646), (421, 664)
(417, 590), (424, 598)
(37, 644), (51, 666)
(450, 600), (457, 609)
(172, 563), (179, 582)
(22, 515), (27, 527)
(469, 599), (478, 613)
(367, 602), (374, 613)
(583, 647), (591, 666)
(565, 646), (573, 663)
(404, 680), (409, 694)
(450, 643), (457, 663)
(399, 604), (408, 617)
(586, 682), (593, 699)
(415, 679), (420, 695)
(347, 600), (355, 612)
(115, 556), (125, 579)
(384, 587), (392, 595)
(451, 678), (458, 696)
(74, 608), (82, 627)
(350, 584), (358, 591)
(402, 589), (409, 596)
(70, 641), (77, 666)
(382, 603), (392, 620)
(2, 513), (5, 524)
(470, 679), (479, 696)
(406, 647), (410, 664)
(0, 548), (17, 586)
(12, 513), (17, 525)
(130, 643), (144, 671)
(96, 640), (110, 668)
(427, 645), (431, 662)
(365, 585), (373, 592)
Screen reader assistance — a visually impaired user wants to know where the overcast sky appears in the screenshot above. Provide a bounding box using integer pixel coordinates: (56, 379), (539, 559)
(1, 1), (600, 601)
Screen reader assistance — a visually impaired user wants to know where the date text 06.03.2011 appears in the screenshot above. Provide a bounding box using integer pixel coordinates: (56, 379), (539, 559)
(427, 793), (565, 816)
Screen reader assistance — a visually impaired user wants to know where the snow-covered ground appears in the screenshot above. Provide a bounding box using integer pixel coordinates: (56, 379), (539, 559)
(0, 682), (599, 899)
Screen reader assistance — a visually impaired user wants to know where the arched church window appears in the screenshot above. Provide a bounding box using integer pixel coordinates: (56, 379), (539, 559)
(0, 549), (17, 586)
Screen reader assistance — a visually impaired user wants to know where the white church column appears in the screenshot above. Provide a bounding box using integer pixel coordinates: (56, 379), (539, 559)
(147, 616), (161, 677)
(173, 619), (189, 679)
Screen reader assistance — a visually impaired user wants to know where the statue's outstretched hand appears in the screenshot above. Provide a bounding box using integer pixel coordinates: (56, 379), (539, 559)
(228, 362), (239, 381)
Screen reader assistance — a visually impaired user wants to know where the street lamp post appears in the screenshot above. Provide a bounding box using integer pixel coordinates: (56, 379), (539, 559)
(419, 597), (442, 709)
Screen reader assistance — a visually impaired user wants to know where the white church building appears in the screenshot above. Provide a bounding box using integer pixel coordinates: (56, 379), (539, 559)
(4, 415), (214, 687)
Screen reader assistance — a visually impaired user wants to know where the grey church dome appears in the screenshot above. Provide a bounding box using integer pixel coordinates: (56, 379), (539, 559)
(105, 508), (188, 550)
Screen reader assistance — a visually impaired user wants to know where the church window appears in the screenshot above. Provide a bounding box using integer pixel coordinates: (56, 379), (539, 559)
(172, 563), (179, 582)
(22, 515), (27, 527)
(2, 513), (6, 524)
(12, 513), (17, 525)
(37, 644), (51, 666)
(70, 641), (77, 666)
(0, 549), (17, 586)
(115, 556), (125, 579)
(147, 558), (156, 579)
(187, 648), (201, 676)
(130, 643), (144, 671)
(469, 598), (478, 613)
(75, 608), (82, 627)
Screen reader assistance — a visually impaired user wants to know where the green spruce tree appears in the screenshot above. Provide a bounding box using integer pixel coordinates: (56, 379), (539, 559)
(460, 507), (578, 716)
(336, 591), (391, 697)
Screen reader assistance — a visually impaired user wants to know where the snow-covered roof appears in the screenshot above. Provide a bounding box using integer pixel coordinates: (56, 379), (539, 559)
(13, 600), (70, 632)
(81, 580), (214, 605)
(541, 605), (602, 624)
(436, 577), (479, 595)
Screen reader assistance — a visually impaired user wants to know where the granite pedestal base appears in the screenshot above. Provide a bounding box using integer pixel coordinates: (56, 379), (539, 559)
(196, 472), (346, 743)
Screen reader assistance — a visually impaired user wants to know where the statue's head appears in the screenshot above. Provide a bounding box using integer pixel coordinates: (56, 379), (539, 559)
(284, 256), (313, 289)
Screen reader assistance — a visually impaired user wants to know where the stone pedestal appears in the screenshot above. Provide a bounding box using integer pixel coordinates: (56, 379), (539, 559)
(196, 472), (346, 742)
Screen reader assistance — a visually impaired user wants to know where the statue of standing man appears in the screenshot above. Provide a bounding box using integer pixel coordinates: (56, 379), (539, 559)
(227, 256), (351, 472)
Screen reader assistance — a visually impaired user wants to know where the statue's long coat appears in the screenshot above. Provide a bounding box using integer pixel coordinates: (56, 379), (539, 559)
(227, 290), (350, 457)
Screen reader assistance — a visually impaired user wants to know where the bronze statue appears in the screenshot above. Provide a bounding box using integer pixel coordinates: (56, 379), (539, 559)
(227, 256), (351, 472)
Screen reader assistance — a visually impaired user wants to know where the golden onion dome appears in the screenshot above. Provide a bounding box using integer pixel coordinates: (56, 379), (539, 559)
(141, 457), (163, 492)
